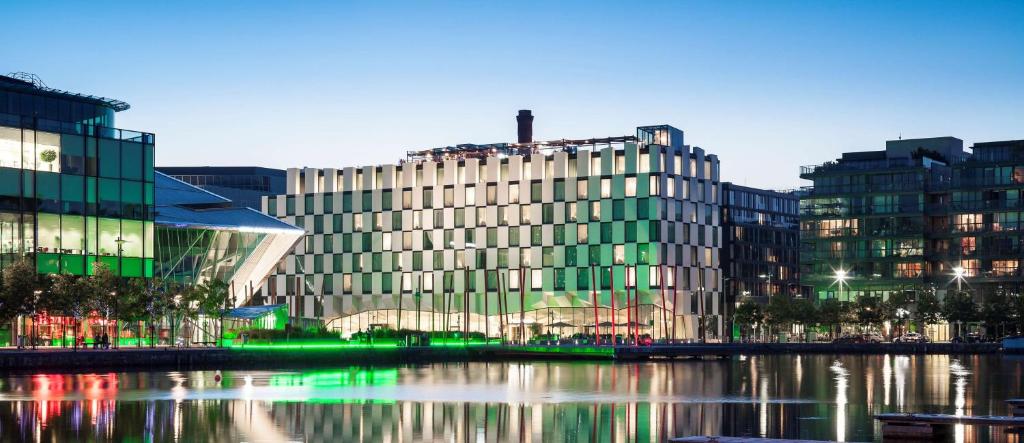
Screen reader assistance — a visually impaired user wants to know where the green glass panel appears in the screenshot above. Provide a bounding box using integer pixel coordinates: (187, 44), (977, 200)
(0, 169), (19, 197)
(143, 144), (155, 182)
(122, 257), (143, 277)
(98, 139), (120, 178)
(37, 253), (60, 274)
(121, 141), (143, 180)
(60, 254), (85, 275)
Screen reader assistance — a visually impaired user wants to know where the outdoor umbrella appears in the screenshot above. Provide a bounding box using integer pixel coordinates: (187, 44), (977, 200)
(546, 321), (576, 337)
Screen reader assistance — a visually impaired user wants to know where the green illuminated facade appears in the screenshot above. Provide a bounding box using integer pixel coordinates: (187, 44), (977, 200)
(0, 74), (155, 277)
(265, 125), (725, 340)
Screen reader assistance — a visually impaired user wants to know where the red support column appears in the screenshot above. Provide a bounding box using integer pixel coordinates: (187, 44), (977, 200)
(610, 266), (616, 344)
(625, 265), (632, 345)
(590, 265), (599, 344)
(659, 264), (668, 341)
(519, 268), (526, 344)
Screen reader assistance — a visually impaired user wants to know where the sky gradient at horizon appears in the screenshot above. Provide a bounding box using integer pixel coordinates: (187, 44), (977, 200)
(4, 1), (1023, 189)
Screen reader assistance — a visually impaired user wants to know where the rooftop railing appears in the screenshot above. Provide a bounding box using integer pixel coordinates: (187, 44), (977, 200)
(0, 113), (154, 144)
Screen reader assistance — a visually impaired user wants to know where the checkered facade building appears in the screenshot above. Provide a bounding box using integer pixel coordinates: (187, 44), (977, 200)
(262, 126), (724, 339)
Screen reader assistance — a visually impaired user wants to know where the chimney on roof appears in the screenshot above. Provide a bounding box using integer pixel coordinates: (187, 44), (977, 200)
(516, 110), (533, 143)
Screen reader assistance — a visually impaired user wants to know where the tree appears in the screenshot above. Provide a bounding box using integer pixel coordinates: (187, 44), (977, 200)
(818, 298), (851, 339)
(789, 298), (819, 341)
(88, 262), (121, 348)
(884, 291), (914, 338)
(143, 278), (175, 348)
(980, 290), (1012, 338)
(195, 279), (231, 347)
(943, 291), (979, 338)
(1, 259), (41, 348)
(913, 289), (943, 333)
(1011, 292), (1024, 336)
(732, 300), (764, 342)
(120, 278), (149, 347)
(48, 273), (91, 350)
(763, 296), (793, 340)
(854, 296), (884, 332)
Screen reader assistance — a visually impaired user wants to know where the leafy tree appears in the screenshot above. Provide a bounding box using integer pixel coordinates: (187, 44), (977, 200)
(943, 291), (979, 338)
(980, 290), (1012, 338)
(1, 259), (41, 348)
(47, 273), (91, 349)
(88, 262), (122, 348)
(913, 289), (943, 333)
(854, 296), (885, 332)
(1011, 293), (1024, 336)
(732, 300), (763, 341)
(143, 278), (176, 348)
(884, 291), (914, 337)
(195, 279), (232, 347)
(818, 298), (851, 339)
(763, 296), (793, 340)
(790, 298), (819, 341)
(119, 278), (150, 347)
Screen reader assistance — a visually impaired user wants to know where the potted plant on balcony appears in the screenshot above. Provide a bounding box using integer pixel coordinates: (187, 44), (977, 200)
(39, 149), (57, 171)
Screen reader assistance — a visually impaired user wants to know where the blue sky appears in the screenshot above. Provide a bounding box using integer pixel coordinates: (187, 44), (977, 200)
(5, 1), (1023, 188)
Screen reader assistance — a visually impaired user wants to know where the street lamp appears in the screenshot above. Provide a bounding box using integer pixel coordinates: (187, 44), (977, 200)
(952, 266), (966, 292)
(834, 269), (849, 301)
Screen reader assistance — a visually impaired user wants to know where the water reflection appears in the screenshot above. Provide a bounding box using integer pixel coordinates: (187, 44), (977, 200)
(0, 355), (1020, 442)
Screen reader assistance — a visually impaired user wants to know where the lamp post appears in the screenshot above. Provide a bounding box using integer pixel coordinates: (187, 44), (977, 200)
(952, 266), (965, 292)
(834, 269), (849, 301)
(758, 272), (774, 298)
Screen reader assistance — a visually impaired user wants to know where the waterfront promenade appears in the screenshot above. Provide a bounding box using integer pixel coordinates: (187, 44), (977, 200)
(0, 342), (1006, 372)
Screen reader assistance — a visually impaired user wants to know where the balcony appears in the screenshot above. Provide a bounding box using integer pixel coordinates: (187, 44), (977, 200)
(800, 158), (922, 178)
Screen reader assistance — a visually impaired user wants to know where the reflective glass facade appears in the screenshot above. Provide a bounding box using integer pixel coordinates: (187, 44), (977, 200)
(0, 75), (155, 277)
(155, 227), (268, 285)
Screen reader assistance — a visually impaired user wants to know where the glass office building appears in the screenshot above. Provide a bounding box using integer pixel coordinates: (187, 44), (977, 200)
(154, 172), (304, 305)
(265, 125), (725, 341)
(0, 74), (155, 277)
(157, 166), (286, 210)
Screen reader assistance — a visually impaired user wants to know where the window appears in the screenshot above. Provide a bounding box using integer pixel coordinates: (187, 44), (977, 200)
(577, 179), (588, 199)
(554, 225), (565, 245)
(532, 269), (543, 290)
(600, 178), (611, 198)
(554, 180), (565, 201)
(590, 201), (601, 221)
(531, 226), (542, 245)
(625, 177), (637, 197)
(509, 184), (520, 204)
(520, 207), (531, 224)
(402, 190), (412, 209)
(531, 181), (542, 203)
(486, 184), (497, 204)
(542, 203), (554, 223)
(566, 202), (577, 222)
(444, 187), (454, 206)
(613, 245), (625, 264)
(577, 224), (588, 242)
(423, 188), (433, 209)
(465, 186), (476, 206)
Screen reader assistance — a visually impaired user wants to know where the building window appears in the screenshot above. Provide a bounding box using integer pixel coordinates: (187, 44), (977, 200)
(600, 178), (612, 198)
(509, 184), (519, 204)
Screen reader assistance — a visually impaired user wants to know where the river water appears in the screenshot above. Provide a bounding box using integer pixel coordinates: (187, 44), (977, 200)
(0, 354), (1020, 442)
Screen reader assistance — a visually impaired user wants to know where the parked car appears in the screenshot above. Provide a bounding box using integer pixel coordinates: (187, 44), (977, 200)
(833, 334), (864, 344)
(894, 332), (928, 343)
(862, 332), (884, 343)
(952, 332), (985, 343)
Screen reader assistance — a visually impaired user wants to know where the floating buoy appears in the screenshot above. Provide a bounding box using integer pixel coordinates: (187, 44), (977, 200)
(214, 370), (222, 384)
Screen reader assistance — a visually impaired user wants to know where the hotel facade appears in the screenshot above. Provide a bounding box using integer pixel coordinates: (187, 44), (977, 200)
(263, 123), (726, 341)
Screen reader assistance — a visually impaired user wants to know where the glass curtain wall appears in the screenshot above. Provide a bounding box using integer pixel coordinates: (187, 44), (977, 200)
(0, 124), (155, 276)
